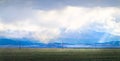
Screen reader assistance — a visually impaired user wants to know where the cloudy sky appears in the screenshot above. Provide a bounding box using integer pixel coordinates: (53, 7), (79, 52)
(0, 0), (120, 45)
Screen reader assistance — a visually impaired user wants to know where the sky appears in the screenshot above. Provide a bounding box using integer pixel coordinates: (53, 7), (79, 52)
(0, 0), (120, 47)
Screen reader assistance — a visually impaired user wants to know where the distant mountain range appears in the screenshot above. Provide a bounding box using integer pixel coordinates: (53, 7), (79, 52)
(0, 37), (120, 48)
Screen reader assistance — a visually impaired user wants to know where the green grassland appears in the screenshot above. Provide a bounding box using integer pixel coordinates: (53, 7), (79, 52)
(0, 48), (120, 61)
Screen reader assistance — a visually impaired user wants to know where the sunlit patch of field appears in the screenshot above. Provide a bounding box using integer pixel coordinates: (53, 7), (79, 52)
(0, 48), (120, 61)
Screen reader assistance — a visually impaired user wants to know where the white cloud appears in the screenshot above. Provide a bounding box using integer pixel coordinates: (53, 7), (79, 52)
(0, 6), (120, 43)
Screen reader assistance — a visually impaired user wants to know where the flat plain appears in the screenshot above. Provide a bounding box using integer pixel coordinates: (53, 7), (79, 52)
(0, 48), (120, 61)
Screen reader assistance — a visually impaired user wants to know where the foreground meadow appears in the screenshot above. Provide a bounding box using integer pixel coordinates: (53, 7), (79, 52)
(0, 48), (120, 61)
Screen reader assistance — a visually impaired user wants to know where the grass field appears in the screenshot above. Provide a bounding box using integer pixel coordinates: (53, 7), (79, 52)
(0, 48), (120, 61)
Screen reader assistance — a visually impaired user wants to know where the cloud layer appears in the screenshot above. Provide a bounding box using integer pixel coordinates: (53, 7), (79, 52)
(0, 6), (120, 43)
